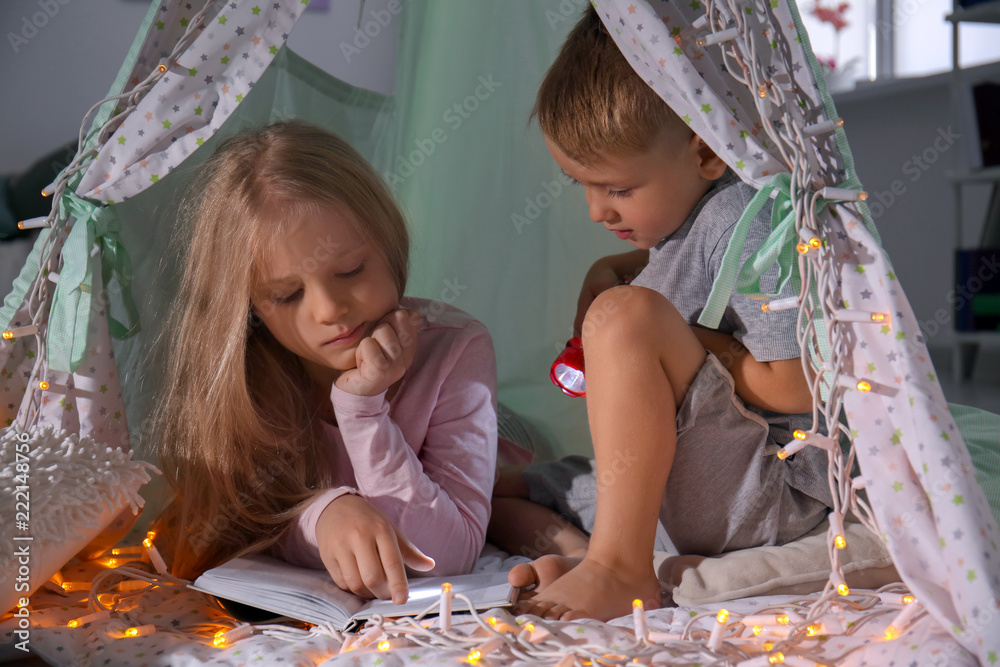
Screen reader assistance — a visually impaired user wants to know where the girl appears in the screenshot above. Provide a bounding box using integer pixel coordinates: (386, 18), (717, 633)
(153, 120), (499, 604)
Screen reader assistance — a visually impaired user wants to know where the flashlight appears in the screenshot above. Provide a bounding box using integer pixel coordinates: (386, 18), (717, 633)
(550, 337), (585, 397)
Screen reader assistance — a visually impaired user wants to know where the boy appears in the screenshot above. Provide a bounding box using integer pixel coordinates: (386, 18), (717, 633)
(487, 6), (833, 621)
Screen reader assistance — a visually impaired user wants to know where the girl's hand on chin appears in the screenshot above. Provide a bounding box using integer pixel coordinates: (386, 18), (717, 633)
(334, 308), (421, 396)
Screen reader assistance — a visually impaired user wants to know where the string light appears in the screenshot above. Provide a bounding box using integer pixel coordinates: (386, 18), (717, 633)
(884, 600), (922, 639)
(797, 228), (823, 249)
(777, 439), (807, 460)
(123, 624), (156, 638)
(41, 182), (56, 197)
(696, 27), (739, 47)
(213, 624), (252, 647)
(61, 581), (91, 592)
(467, 637), (504, 662)
(143, 536), (168, 574)
(829, 513), (847, 549)
(831, 571), (850, 596)
(632, 599), (649, 642)
(837, 375), (873, 393)
(761, 296), (799, 313)
(818, 186), (868, 202)
(803, 118), (844, 135)
(879, 592), (915, 606)
(117, 580), (149, 592)
(66, 611), (109, 628)
(708, 609), (729, 650)
(17, 216), (48, 230)
(439, 582), (452, 631)
(834, 309), (889, 324)
(2, 325), (39, 340)
(37, 381), (50, 391)
(111, 546), (143, 556)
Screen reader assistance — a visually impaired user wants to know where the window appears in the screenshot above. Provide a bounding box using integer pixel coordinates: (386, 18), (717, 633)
(798, 0), (1000, 88)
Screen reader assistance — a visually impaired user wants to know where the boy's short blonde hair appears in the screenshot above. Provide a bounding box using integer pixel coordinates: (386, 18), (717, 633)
(534, 5), (692, 163)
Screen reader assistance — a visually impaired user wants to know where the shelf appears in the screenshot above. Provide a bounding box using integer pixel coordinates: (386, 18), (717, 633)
(947, 166), (1000, 183)
(947, 1), (1000, 24)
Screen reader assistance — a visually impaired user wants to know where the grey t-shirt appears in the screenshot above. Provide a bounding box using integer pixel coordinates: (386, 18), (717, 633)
(632, 171), (832, 508)
(631, 170), (800, 363)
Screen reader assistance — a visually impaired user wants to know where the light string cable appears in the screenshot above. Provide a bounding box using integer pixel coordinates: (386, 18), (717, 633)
(711, 0), (892, 630)
(13, 0), (222, 431)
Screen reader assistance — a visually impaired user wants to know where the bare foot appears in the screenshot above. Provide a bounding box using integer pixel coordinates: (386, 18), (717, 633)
(509, 553), (582, 591)
(512, 556), (662, 622)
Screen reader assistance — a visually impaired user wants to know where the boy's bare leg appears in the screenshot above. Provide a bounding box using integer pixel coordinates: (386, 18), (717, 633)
(516, 286), (706, 621)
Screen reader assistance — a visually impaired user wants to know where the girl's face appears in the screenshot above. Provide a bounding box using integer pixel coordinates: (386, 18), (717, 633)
(251, 205), (400, 386)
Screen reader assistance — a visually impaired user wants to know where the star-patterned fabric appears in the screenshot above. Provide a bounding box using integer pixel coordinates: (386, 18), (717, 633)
(78, 0), (308, 202)
(593, 0), (999, 662)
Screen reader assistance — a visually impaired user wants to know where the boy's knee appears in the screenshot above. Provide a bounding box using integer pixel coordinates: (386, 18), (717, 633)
(582, 286), (673, 345)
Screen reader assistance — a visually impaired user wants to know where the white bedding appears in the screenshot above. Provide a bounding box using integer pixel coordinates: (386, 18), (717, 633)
(0, 547), (976, 666)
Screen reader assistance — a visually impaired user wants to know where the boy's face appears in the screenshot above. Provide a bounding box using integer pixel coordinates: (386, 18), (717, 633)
(545, 129), (715, 250)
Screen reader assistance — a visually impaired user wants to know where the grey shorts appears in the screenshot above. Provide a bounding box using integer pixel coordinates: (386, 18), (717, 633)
(522, 353), (832, 556)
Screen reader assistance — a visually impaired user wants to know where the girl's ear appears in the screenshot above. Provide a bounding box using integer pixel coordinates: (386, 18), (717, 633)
(692, 136), (728, 180)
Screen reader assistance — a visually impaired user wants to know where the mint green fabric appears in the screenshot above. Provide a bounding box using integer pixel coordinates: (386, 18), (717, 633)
(950, 403), (1000, 526)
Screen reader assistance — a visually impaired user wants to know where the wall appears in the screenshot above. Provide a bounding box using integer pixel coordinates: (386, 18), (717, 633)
(835, 75), (994, 353)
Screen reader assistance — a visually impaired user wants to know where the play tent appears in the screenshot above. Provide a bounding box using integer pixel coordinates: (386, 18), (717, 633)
(1, 0), (999, 664)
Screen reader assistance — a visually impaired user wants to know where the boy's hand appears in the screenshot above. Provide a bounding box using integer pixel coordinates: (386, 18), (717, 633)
(574, 251), (649, 335)
(316, 494), (436, 603)
(335, 309), (421, 396)
(574, 258), (621, 336)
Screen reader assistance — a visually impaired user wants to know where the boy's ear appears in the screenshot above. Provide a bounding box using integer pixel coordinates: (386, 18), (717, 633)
(691, 136), (728, 180)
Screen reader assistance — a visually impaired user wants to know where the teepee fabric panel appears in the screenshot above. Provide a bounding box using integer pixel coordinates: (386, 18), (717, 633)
(77, 0), (309, 204)
(594, 0), (1000, 661)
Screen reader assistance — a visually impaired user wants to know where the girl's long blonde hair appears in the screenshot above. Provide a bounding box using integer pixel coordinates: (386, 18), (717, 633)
(152, 120), (409, 579)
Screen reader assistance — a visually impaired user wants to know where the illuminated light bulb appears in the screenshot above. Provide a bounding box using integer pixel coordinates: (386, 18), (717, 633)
(856, 380), (872, 392)
(803, 118), (844, 135)
(468, 638), (503, 662)
(38, 381), (50, 391)
(832, 571), (850, 596)
(834, 309), (890, 324)
(809, 237), (822, 249)
(902, 595), (914, 605)
(111, 546), (143, 556)
(818, 186), (868, 202)
(777, 438), (807, 460)
(439, 582), (452, 631)
(758, 84), (768, 98)
(762, 297), (799, 313)
(144, 541), (168, 575)
(157, 59), (169, 73)
(806, 624), (823, 636)
(213, 634), (226, 648)
(707, 608), (729, 650)
(62, 581), (91, 592)
(67, 611), (109, 628)
(3, 325), (39, 339)
(763, 642), (774, 651)
(769, 653), (785, 664)
(124, 624), (156, 638)
(17, 216), (48, 231)
(214, 624), (252, 647)
(117, 580), (148, 592)
(753, 624), (764, 635)
(884, 599), (922, 640)
(793, 430), (808, 440)
(379, 640), (392, 651)
(776, 614), (789, 625)
(829, 513), (847, 550)
(632, 599), (649, 641)
(796, 242), (810, 254)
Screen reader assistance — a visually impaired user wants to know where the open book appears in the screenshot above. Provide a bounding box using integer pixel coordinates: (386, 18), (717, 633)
(190, 554), (518, 631)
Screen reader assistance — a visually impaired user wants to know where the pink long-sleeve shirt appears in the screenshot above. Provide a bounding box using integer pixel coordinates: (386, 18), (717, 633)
(275, 297), (498, 577)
